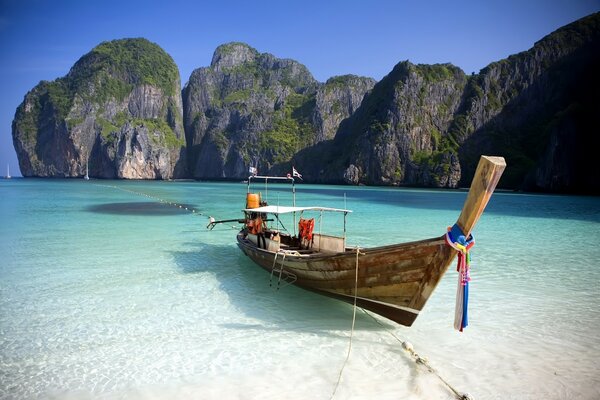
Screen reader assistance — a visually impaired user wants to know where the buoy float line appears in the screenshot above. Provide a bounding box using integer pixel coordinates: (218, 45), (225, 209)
(93, 183), (240, 230)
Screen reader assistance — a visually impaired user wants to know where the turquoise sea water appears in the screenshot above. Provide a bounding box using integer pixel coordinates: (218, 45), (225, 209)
(1, 179), (599, 399)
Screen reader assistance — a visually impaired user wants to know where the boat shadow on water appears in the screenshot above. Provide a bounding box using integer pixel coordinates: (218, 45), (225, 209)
(171, 242), (460, 398)
(170, 242), (397, 334)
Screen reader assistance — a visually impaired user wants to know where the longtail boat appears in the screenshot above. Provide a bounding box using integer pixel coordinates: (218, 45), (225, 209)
(209, 156), (506, 327)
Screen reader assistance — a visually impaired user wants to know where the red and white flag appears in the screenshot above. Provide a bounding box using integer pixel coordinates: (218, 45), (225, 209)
(292, 166), (302, 180)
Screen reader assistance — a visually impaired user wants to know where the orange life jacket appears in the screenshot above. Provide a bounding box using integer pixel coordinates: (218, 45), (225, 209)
(255, 217), (264, 234)
(248, 217), (263, 235)
(298, 218), (314, 242)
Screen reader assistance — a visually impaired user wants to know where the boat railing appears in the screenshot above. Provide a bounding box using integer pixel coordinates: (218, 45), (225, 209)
(247, 174), (297, 232)
(312, 233), (345, 253)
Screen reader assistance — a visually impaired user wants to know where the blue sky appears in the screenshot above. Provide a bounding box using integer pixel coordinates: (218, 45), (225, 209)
(1, 0), (598, 176)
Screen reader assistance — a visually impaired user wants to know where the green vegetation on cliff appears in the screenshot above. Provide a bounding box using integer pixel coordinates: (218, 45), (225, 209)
(75, 38), (179, 96)
(16, 38), (181, 145)
(12, 37), (185, 179)
(259, 93), (315, 163)
(183, 41), (322, 177)
(415, 63), (459, 83)
(29, 38), (180, 124)
(98, 112), (184, 149)
(456, 12), (600, 191)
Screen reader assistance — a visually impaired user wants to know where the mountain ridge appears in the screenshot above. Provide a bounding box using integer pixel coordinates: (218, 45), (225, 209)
(12, 13), (600, 193)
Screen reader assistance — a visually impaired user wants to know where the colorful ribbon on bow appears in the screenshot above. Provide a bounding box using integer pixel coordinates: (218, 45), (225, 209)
(445, 224), (475, 332)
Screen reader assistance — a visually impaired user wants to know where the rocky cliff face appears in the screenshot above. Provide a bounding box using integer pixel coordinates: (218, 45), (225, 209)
(12, 38), (186, 179)
(294, 12), (600, 192)
(182, 43), (374, 178)
(182, 42), (316, 178)
(456, 12), (600, 192)
(295, 62), (467, 187)
(312, 75), (376, 142)
(12, 13), (600, 192)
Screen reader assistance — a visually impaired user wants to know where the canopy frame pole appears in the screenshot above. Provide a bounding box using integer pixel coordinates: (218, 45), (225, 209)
(343, 212), (348, 248)
(292, 178), (296, 236)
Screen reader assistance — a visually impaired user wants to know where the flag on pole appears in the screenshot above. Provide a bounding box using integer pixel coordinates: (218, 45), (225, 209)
(249, 166), (257, 176)
(292, 166), (302, 180)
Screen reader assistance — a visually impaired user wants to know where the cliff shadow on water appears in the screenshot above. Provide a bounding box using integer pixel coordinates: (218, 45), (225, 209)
(87, 201), (196, 216)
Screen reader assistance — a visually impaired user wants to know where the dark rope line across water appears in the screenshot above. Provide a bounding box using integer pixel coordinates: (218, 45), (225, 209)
(93, 183), (240, 230)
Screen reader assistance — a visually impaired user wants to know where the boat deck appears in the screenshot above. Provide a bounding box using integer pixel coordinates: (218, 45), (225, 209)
(241, 229), (346, 257)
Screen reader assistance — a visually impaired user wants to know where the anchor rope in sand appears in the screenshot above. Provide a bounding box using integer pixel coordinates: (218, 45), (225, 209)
(361, 310), (471, 400)
(330, 247), (361, 400)
(93, 183), (240, 230)
(329, 249), (470, 400)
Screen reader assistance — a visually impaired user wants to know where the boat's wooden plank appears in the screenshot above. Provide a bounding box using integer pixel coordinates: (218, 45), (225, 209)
(293, 267), (426, 287)
(408, 156), (506, 310)
(354, 281), (421, 298)
(407, 250), (456, 309)
(456, 155), (506, 237)
(298, 279), (420, 297)
(324, 291), (415, 307)
(289, 256), (433, 275)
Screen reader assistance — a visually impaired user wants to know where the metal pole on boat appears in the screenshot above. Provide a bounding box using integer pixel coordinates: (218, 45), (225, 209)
(319, 210), (323, 250)
(292, 177), (297, 236)
(343, 194), (347, 242)
(292, 177), (296, 206)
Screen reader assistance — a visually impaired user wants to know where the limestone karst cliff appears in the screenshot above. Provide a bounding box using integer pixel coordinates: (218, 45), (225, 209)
(182, 42), (374, 179)
(456, 12), (600, 192)
(12, 13), (600, 192)
(12, 38), (186, 179)
(292, 12), (600, 192)
(293, 61), (467, 187)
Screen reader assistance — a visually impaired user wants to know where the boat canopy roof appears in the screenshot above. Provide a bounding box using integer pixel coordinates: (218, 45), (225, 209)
(243, 205), (352, 215)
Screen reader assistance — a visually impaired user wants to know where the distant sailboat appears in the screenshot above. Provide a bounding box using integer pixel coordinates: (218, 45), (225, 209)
(6, 164), (11, 179)
(84, 161), (89, 180)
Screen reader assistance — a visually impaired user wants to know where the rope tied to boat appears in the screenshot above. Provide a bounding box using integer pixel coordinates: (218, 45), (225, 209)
(445, 224), (475, 332)
(330, 246), (362, 400)
(362, 310), (471, 400)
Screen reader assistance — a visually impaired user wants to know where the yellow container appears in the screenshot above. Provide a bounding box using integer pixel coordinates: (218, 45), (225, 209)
(246, 193), (260, 209)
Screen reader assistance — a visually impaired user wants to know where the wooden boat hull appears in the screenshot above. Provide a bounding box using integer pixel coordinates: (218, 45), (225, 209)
(237, 233), (456, 326)
(232, 156), (506, 327)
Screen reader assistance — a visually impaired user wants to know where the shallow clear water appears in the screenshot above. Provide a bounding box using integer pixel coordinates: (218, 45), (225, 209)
(1, 179), (599, 399)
